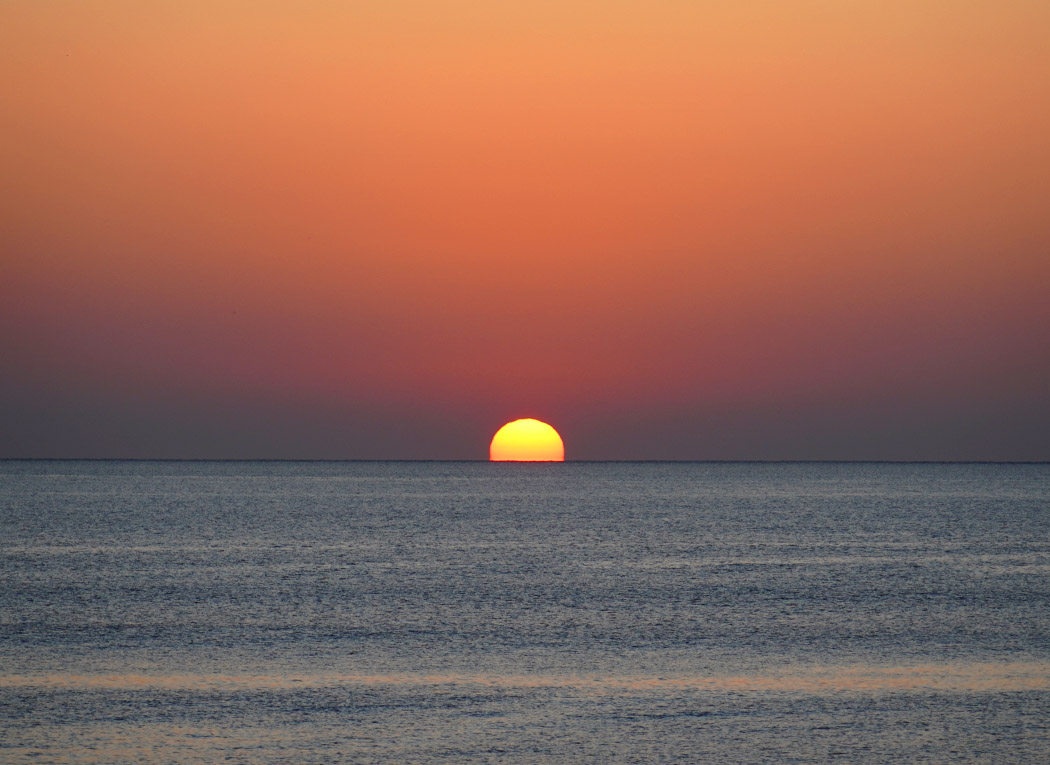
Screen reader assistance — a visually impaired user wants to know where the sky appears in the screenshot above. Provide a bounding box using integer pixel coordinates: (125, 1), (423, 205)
(2, 0), (1048, 460)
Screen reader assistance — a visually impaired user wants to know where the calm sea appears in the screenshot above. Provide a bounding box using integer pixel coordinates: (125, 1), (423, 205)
(2, 460), (1048, 762)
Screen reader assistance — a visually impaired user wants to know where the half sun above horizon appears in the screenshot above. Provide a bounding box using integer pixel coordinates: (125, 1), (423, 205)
(490, 419), (565, 462)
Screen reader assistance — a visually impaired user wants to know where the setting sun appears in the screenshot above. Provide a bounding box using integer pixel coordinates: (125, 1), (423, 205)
(490, 419), (565, 462)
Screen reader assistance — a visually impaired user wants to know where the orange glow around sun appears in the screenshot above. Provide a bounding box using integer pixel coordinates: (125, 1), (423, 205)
(490, 419), (565, 462)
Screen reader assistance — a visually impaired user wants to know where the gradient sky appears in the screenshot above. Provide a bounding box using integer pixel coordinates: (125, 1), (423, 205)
(3, 1), (1048, 460)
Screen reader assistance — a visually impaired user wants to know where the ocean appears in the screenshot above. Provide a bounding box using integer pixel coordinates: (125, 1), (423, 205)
(1, 460), (1048, 762)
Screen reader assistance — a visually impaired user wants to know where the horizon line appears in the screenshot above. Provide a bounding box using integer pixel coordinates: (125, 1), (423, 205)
(2, 458), (1048, 465)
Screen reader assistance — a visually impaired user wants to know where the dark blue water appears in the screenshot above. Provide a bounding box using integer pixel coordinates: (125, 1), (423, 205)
(2, 461), (1048, 762)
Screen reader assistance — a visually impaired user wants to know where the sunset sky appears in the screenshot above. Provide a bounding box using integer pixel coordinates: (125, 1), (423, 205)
(3, 1), (1048, 460)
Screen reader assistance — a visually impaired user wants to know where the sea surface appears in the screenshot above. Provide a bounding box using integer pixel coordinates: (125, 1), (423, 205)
(1, 460), (1049, 762)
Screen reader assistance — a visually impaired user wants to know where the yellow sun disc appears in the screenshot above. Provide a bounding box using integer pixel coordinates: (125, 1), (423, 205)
(489, 419), (565, 462)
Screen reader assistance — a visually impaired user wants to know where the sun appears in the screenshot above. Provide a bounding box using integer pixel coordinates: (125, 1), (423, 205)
(490, 419), (565, 462)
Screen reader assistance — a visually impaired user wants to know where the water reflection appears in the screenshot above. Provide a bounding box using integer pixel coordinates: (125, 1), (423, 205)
(4, 661), (1047, 693)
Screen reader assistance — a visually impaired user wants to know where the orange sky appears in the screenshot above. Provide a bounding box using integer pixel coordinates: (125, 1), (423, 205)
(2, 1), (1048, 459)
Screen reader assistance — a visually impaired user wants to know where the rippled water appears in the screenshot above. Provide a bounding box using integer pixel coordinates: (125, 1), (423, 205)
(2, 461), (1048, 762)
